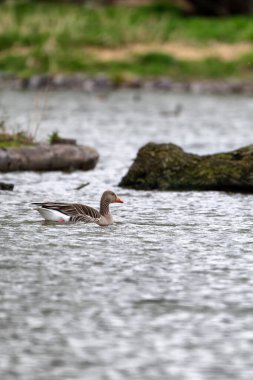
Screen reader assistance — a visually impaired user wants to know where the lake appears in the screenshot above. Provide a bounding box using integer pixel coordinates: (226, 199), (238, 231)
(1, 90), (253, 380)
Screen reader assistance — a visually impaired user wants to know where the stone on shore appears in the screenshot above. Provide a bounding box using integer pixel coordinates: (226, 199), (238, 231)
(0, 182), (14, 191)
(119, 143), (253, 192)
(1, 73), (253, 95)
(0, 144), (98, 172)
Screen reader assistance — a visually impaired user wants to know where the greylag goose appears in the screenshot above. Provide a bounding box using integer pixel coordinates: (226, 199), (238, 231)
(33, 190), (123, 226)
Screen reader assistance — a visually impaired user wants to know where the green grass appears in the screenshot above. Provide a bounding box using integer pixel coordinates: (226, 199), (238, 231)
(83, 53), (253, 80)
(1, 47), (253, 81)
(0, 140), (33, 148)
(0, 131), (35, 148)
(0, 1), (253, 79)
(0, 118), (35, 147)
(1, 1), (253, 48)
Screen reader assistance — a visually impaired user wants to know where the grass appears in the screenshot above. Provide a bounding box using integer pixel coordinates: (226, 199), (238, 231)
(78, 52), (253, 80)
(49, 131), (61, 145)
(0, 1), (253, 79)
(0, 130), (35, 148)
(0, 102), (43, 148)
(0, 118), (34, 147)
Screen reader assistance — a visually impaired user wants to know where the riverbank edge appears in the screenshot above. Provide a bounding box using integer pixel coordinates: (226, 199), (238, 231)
(1, 73), (253, 95)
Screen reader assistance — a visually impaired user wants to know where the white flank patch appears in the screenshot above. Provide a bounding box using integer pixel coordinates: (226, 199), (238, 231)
(37, 208), (70, 222)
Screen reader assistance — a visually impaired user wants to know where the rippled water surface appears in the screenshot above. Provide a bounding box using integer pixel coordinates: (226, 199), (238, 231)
(1, 90), (253, 380)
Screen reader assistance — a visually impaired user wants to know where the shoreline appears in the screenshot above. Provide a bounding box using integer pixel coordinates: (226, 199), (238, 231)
(1, 73), (253, 95)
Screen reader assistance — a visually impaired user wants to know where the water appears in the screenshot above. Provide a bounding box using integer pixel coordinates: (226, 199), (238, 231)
(1, 90), (253, 380)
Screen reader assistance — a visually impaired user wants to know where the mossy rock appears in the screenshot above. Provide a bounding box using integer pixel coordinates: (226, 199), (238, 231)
(119, 143), (253, 192)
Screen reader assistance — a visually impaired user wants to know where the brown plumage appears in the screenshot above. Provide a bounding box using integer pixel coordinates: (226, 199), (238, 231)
(33, 190), (123, 226)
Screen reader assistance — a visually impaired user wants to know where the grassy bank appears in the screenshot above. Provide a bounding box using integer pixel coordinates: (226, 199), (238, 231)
(0, 1), (253, 80)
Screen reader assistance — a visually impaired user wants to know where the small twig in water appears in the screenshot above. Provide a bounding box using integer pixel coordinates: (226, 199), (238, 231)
(75, 182), (90, 190)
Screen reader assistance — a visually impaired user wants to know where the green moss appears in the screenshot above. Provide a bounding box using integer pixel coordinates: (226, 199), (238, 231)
(119, 143), (253, 192)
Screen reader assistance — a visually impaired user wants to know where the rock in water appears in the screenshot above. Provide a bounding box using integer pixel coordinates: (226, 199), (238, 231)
(0, 144), (98, 172)
(0, 182), (14, 191)
(119, 143), (253, 192)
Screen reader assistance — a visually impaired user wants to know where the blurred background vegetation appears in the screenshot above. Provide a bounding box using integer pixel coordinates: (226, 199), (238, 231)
(0, 0), (253, 80)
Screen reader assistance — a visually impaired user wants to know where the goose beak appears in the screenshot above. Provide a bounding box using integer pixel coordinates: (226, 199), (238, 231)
(115, 197), (123, 203)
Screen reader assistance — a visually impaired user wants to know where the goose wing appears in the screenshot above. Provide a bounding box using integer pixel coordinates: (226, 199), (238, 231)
(69, 213), (100, 224)
(33, 202), (101, 219)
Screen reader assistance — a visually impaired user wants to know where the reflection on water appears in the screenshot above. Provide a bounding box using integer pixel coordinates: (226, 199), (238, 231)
(1, 90), (253, 380)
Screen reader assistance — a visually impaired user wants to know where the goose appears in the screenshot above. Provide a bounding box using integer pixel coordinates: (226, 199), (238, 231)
(33, 190), (123, 226)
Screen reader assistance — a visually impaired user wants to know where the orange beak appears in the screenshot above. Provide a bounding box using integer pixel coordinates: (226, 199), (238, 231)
(115, 197), (123, 203)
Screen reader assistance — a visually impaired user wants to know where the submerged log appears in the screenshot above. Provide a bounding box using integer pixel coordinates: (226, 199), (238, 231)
(119, 143), (253, 192)
(0, 144), (98, 172)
